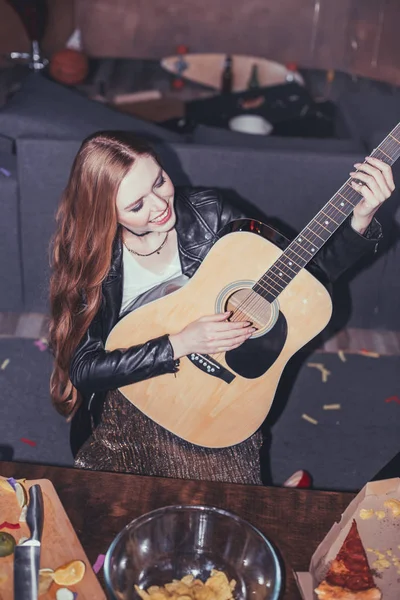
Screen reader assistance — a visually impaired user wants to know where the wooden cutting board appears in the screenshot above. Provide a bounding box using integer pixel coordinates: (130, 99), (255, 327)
(0, 476), (105, 599)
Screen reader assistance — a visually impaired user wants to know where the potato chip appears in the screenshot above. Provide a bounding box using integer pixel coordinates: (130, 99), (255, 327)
(135, 570), (236, 600)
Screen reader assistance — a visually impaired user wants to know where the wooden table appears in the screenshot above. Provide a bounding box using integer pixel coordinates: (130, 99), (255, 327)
(0, 461), (355, 599)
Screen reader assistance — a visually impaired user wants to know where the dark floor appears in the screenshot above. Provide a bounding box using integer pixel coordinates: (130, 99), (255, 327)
(1, 335), (398, 492)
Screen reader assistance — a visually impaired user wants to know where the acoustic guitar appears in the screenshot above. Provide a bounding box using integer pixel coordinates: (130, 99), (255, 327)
(106, 123), (400, 448)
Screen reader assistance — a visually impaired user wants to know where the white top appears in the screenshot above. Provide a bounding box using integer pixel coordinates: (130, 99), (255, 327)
(119, 243), (183, 317)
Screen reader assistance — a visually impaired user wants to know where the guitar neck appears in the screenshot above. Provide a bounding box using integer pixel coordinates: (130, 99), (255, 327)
(253, 122), (400, 302)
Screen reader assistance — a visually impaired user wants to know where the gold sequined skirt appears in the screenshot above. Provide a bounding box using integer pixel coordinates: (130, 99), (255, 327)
(75, 389), (263, 485)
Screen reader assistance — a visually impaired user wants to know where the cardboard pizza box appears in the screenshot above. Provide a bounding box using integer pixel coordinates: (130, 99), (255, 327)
(295, 478), (400, 599)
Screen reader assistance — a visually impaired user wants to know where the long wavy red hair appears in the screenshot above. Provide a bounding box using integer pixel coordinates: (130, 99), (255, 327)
(49, 131), (158, 418)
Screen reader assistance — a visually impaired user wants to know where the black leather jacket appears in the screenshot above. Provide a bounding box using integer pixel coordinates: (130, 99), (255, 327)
(70, 187), (382, 455)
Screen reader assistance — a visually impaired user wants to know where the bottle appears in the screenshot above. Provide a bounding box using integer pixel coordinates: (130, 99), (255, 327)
(285, 62), (298, 83)
(247, 64), (260, 89)
(172, 44), (188, 91)
(221, 55), (233, 94)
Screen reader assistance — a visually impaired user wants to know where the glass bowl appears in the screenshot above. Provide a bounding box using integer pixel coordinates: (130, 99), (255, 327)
(104, 505), (283, 600)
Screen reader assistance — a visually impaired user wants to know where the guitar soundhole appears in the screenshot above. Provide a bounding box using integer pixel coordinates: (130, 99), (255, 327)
(224, 288), (278, 336)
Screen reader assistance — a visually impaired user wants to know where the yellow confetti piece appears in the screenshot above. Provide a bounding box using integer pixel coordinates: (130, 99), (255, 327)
(323, 404), (341, 410)
(302, 413), (318, 425)
(337, 350), (347, 362)
(1, 358), (10, 370)
(307, 362), (331, 383)
(359, 350), (380, 358)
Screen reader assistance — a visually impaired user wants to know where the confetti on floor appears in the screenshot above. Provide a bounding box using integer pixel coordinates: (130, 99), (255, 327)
(92, 553), (106, 574)
(1, 359), (10, 370)
(385, 396), (400, 405)
(323, 404), (341, 410)
(34, 338), (48, 352)
(20, 437), (37, 447)
(302, 413), (318, 425)
(359, 349), (380, 358)
(307, 362), (331, 383)
(337, 350), (347, 362)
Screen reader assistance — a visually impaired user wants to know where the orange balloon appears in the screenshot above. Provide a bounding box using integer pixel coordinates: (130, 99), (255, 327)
(49, 48), (89, 86)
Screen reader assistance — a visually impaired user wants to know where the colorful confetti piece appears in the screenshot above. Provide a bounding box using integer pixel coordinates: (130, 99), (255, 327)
(323, 404), (341, 410)
(1, 359), (10, 370)
(385, 396), (400, 405)
(307, 362), (331, 383)
(337, 350), (347, 362)
(302, 413), (318, 425)
(92, 553), (105, 574)
(359, 349), (380, 358)
(0, 168), (11, 177)
(34, 338), (48, 352)
(20, 438), (37, 447)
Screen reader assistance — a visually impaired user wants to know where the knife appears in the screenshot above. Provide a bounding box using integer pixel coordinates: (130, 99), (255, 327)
(14, 484), (44, 600)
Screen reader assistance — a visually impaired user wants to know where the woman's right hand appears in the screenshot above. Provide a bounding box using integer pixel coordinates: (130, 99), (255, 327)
(169, 311), (255, 359)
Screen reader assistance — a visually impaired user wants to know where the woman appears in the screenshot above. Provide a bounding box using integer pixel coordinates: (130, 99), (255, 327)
(49, 130), (395, 484)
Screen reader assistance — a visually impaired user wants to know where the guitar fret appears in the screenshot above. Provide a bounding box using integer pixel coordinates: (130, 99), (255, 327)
(269, 266), (292, 282)
(313, 218), (335, 234)
(286, 246), (309, 264)
(320, 208), (339, 226)
(377, 147), (391, 160)
(261, 276), (285, 293)
(276, 260), (298, 276)
(294, 238), (319, 257)
(306, 226), (325, 241)
(268, 273), (292, 290)
(257, 278), (283, 295)
(277, 255), (301, 272)
(341, 183), (361, 204)
(335, 193), (354, 212)
(252, 282), (276, 302)
(262, 266), (293, 288)
(251, 122), (400, 302)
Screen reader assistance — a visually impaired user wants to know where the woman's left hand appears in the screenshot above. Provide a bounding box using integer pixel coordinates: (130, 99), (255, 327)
(350, 156), (395, 235)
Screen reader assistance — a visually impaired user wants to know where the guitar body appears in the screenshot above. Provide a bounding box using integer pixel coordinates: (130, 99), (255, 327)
(106, 227), (332, 448)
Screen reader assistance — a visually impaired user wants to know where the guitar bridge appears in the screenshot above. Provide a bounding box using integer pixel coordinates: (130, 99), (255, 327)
(187, 353), (235, 384)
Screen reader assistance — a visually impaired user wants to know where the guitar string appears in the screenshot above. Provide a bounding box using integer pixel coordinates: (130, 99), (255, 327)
(211, 132), (400, 360)
(210, 129), (400, 361)
(235, 131), (400, 313)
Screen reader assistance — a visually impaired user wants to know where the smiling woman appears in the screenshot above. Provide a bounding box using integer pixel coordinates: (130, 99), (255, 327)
(48, 130), (393, 485)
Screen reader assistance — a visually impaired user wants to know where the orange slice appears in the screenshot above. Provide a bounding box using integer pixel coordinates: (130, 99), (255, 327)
(53, 560), (86, 586)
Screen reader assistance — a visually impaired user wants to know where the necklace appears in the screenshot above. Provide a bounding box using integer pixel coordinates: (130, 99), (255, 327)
(123, 232), (169, 257)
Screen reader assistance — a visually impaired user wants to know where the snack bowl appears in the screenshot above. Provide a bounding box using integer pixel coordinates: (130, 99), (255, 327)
(104, 505), (283, 600)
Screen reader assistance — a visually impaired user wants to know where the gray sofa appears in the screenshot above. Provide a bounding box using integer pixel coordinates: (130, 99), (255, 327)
(1, 71), (399, 333)
(9, 138), (399, 333)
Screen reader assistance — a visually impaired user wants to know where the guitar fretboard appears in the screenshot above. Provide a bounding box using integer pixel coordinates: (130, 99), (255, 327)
(253, 122), (400, 302)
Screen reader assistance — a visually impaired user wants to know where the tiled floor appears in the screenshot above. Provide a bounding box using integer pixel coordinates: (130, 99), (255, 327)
(1, 311), (400, 355)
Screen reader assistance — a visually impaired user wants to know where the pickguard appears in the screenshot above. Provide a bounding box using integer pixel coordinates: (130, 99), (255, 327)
(225, 310), (288, 378)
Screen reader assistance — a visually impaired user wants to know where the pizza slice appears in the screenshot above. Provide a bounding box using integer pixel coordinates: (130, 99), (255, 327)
(315, 520), (382, 600)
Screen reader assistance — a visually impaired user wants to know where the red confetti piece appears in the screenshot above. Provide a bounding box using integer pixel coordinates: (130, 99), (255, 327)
(385, 396), (400, 405)
(92, 553), (105, 574)
(283, 469), (312, 489)
(20, 438), (37, 447)
(0, 521), (21, 530)
(359, 348), (380, 358)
